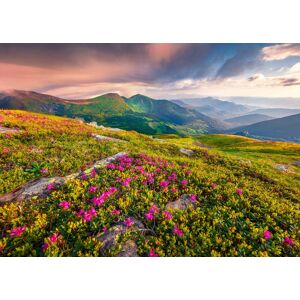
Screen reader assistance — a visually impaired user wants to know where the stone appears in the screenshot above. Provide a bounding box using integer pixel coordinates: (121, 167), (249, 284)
(165, 194), (196, 210)
(291, 160), (300, 167)
(0, 126), (20, 134)
(179, 148), (194, 157)
(116, 240), (138, 257)
(274, 164), (291, 172)
(98, 218), (144, 255)
(92, 134), (126, 143)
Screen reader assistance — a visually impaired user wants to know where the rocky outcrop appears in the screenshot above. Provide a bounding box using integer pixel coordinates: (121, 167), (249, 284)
(274, 164), (291, 172)
(165, 194), (197, 210)
(92, 134), (126, 143)
(0, 126), (20, 134)
(98, 218), (144, 256)
(179, 148), (194, 157)
(0, 152), (127, 204)
(291, 160), (300, 167)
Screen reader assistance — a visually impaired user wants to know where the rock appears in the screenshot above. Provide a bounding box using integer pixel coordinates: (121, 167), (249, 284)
(98, 218), (144, 255)
(274, 164), (291, 172)
(165, 194), (196, 210)
(0, 126), (19, 134)
(116, 240), (138, 257)
(0, 152), (127, 204)
(0, 177), (65, 204)
(92, 134), (126, 143)
(240, 159), (252, 166)
(180, 148), (194, 157)
(291, 160), (300, 167)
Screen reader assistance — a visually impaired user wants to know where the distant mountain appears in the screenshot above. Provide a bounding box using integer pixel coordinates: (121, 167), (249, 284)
(249, 108), (300, 118)
(172, 97), (255, 119)
(228, 96), (300, 109)
(225, 113), (274, 128)
(0, 90), (228, 135)
(229, 113), (300, 142)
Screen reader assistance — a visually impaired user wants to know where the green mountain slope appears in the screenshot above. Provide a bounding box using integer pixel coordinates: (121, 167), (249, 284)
(0, 90), (228, 135)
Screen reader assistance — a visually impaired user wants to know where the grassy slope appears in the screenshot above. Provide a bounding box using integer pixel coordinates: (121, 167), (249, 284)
(0, 112), (299, 256)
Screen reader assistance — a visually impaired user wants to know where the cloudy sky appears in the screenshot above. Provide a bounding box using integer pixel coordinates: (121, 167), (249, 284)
(0, 43), (300, 100)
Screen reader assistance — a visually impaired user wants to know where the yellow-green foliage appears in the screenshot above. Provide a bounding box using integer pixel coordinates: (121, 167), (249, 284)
(0, 111), (299, 256)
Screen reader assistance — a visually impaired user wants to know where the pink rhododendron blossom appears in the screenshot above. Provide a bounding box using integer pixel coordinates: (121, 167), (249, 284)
(236, 189), (243, 196)
(124, 217), (134, 227)
(49, 232), (60, 243)
(160, 180), (169, 188)
(80, 173), (88, 180)
(263, 230), (272, 240)
(145, 211), (154, 221)
(42, 243), (49, 252)
(284, 236), (295, 246)
(90, 168), (97, 178)
(58, 201), (70, 210)
(190, 194), (197, 202)
(107, 163), (116, 169)
(40, 168), (48, 174)
(111, 208), (121, 216)
(10, 226), (27, 237)
(47, 183), (56, 191)
(181, 179), (188, 186)
(173, 224), (183, 237)
(148, 248), (159, 257)
(102, 226), (108, 233)
(78, 207), (97, 222)
(163, 211), (172, 220)
(88, 186), (97, 193)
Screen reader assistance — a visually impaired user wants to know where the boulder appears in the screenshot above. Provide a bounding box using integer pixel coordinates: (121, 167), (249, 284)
(179, 148), (194, 157)
(116, 240), (138, 257)
(0, 126), (20, 134)
(274, 164), (291, 172)
(92, 134), (126, 143)
(98, 218), (144, 255)
(291, 160), (300, 167)
(165, 194), (196, 210)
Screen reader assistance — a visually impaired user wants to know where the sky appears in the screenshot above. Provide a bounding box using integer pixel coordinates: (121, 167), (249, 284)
(0, 43), (300, 101)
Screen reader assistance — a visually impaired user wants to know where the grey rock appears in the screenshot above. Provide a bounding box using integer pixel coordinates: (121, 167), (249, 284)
(274, 164), (291, 172)
(0, 126), (20, 133)
(180, 148), (194, 157)
(92, 134), (126, 142)
(116, 240), (138, 257)
(98, 218), (144, 255)
(291, 160), (300, 167)
(165, 194), (196, 210)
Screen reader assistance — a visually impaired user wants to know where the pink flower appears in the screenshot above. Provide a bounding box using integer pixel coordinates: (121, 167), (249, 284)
(42, 243), (49, 252)
(47, 183), (56, 191)
(102, 226), (108, 233)
(90, 168), (97, 178)
(173, 224), (183, 237)
(92, 195), (105, 206)
(107, 163), (116, 169)
(58, 201), (70, 210)
(189, 194), (197, 202)
(80, 173), (88, 180)
(88, 186), (97, 193)
(111, 208), (121, 216)
(168, 173), (177, 181)
(160, 180), (169, 188)
(284, 236), (295, 246)
(263, 230), (272, 240)
(10, 226), (27, 237)
(49, 232), (60, 243)
(122, 178), (132, 186)
(236, 189), (243, 196)
(148, 248), (159, 257)
(163, 211), (172, 220)
(181, 179), (188, 186)
(145, 211), (154, 221)
(124, 217), (134, 227)
(149, 204), (159, 215)
(211, 183), (218, 189)
(78, 207), (97, 222)
(40, 168), (48, 174)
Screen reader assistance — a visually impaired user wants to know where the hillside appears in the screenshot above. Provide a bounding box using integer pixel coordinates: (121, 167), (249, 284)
(250, 108), (300, 118)
(0, 110), (299, 257)
(229, 113), (300, 142)
(225, 113), (274, 127)
(0, 90), (227, 135)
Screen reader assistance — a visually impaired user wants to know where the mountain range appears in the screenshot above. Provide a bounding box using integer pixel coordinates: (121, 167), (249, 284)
(0, 90), (227, 135)
(1, 90), (300, 142)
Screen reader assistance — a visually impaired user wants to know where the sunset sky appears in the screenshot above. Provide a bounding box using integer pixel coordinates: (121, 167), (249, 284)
(0, 43), (300, 100)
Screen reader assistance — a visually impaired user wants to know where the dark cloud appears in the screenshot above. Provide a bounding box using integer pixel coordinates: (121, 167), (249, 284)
(216, 46), (262, 78)
(279, 77), (300, 86)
